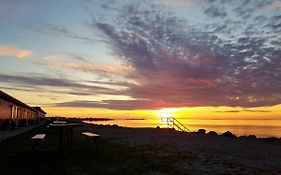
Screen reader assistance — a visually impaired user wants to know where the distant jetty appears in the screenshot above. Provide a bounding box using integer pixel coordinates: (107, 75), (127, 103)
(47, 117), (113, 122)
(81, 117), (113, 121)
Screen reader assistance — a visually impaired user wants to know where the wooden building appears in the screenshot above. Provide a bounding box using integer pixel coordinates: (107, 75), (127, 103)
(0, 90), (46, 129)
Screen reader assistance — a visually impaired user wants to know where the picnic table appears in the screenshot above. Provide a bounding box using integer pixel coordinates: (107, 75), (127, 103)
(49, 122), (83, 154)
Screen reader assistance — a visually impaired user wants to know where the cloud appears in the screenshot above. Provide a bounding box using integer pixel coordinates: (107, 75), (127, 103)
(54, 99), (181, 110)
(86, 1), (281, 109)
(3, 1), (280, 110)
(267, 15), (281, 33)
(56, 54), (135, 78)
(0, 73), (125, 96)
(63, 62), (134, 76)
(30, 23), (102, 44)
(43, 55), (64, 62)
(215, 109), (272, 113)
(264, 0), (281, 10)
(243, 109), (272, 113)
(0, 44), (32, 58)
(204, 5), (227, 18)
(153, 0), (196, 8)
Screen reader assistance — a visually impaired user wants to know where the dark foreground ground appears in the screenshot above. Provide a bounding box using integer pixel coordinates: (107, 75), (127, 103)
(0, 124), (281, 175)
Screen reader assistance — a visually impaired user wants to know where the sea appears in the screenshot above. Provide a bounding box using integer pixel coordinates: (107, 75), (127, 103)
(84, 118), (281, 138)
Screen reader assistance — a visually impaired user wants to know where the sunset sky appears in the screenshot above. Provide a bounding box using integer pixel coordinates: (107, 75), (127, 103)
(0, 0), (281, 126)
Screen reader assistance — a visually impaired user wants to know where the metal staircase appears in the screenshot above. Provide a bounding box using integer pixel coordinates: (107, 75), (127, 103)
(161, 117), (190, 132)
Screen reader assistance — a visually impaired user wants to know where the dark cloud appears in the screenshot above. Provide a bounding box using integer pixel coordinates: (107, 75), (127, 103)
(215, 109), (272, 113)
(215, 110), (241, 113)
(243, 109), (272, 113)
(203, 0), (273, 21)
(204, 5), (227, 18)
(267, 15), (281, 33)
(218, 0), (272, 18)
(0, 73), (124, 96)
(86, 1), (281, 109)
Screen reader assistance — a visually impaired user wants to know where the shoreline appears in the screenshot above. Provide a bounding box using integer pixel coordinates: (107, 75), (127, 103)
(46, 117), (281, 138)
(48, 117), (281, 138)
(84, 121), (281, 139)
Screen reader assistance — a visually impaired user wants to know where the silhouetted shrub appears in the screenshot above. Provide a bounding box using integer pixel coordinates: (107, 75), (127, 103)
(2, 119), (9, 130)
(18, 119), (24, 127)
(0, 119), (3, 130)
(9, 119), (15, 130)
(28, 119), (34, 125)
(198, 129), (206, 134)
(22, 119), (27, 126)
(262, 137), (279, 142)
(248, 135), (257, 139)
(222, 131), (236, 138)
(207, 131), (218, 136)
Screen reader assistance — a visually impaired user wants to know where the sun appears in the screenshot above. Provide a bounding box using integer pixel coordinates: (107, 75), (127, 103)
(158, 111), (173, 119)
(156, 108), (178, 124)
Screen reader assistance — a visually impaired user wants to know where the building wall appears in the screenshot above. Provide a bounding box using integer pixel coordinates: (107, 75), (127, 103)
(0, 99), (12, 119)
(38, 111), (46, 118)
(0, 98), (36, 120)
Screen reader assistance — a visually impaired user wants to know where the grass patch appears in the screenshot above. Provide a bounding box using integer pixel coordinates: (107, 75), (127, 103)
(0, 125), (190, 175)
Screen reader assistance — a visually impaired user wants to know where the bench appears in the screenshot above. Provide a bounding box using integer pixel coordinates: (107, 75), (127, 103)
(31, 134), (46, 151)
(81, 132), (100, 151)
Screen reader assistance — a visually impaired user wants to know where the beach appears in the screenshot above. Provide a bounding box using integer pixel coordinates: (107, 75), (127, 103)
(84, 124), (281, 174)
(1, 123), (280, 175)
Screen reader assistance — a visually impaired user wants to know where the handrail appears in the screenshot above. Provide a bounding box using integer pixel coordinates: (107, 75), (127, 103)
(172, 117), (190, 132)
(161, 117), (190, 132)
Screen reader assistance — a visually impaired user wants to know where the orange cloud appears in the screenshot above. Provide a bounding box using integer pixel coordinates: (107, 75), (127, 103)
(43, 55), (64, 61)
(0, 44), (32, 58)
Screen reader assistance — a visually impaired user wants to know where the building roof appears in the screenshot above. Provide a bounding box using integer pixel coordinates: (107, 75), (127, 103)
(0, 90), (36, 111)
(0, 90), (47, 115)
(31, 106), (47, 114)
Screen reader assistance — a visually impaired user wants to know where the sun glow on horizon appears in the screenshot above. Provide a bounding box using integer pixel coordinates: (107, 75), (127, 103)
(156, 108), (179, 125)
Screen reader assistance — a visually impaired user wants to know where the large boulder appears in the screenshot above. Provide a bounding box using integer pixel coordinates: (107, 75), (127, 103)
(222, 131), (236, 138)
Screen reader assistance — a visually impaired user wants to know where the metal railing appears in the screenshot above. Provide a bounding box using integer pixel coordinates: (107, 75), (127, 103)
(161, 117), (190, 132)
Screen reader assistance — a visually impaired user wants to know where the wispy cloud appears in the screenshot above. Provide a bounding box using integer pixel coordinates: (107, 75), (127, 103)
(30, 23), (103, 44)
(0, 44), (32, 58)
(43, 55), (64, 62)
(63, 63), (134, 76)
(153, 0), (197, 8)
(215, 109), (272, 113)
(0, 73), (126, 96)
